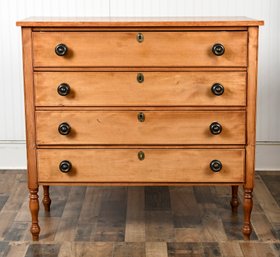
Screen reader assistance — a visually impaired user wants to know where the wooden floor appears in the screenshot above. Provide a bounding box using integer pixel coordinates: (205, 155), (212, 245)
(0, 170), (279, 257)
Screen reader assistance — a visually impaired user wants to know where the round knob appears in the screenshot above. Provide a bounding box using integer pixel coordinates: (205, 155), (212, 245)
(58, 122), (71, 135)
(57, 83), (70, 96)
(137, 73), (144, 83)
(210, 122), (222, 135)
(136, 33), (144, 43)
(211, 83), (224, 96)
(138, 112), (145, 122)
(55, 43), (68, 56)
(212, 43), (225, 56)
(59, 160), (72, 173)
(210, 160), (222, 172)
(138, 151), (145, 161)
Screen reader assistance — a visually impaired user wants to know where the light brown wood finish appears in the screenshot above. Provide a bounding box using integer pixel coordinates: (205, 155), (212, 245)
(29, 188), (40, 241)
(243, 27), (259, 239)
(36, 111), (245, 145)
(16, 16), (264, 27)
(33, 27), (249, 32)
(36, 106), (246, 111)
(37, 149), (245, 183)
(17, 17), (263, 240)
(34, 67), (247, 72)
(21, 29), (37, 190)
(33, 31), (247, 67)
(21, 28), (40, 241)
(35, 72), (246, 107)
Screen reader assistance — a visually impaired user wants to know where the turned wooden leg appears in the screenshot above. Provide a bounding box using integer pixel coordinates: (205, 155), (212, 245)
(243, 188), (253, 240)
(42, 185), (51, 212)
(29, 188), (40, 241)
(230, 185), (239, 213)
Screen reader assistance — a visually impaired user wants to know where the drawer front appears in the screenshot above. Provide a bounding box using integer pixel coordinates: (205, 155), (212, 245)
(37, 149), (245, 183)
(36, 111), (245, 145)
(33, 31), (247, 67)
(35, 72), (246, 107)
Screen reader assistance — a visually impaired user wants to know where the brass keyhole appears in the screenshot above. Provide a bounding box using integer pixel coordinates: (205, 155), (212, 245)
(137, 33), (144, 43)
(138, 112), (145, 122)
(138, 151), (145, 161)
(137, 73), (144, 83)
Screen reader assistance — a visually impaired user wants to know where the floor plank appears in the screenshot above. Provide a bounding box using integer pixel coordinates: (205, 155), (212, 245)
(219, 241), (244, 257)
(254, 175), (280, 224)
(113, 242), (145, 257)
(240, 242), (279, 257)
(5, 242), (28, 257)
(145, 211), (174, 242)
(125, 188), (145, 242)
(146, 242), (168, 257)
(24, 244), (60, 257)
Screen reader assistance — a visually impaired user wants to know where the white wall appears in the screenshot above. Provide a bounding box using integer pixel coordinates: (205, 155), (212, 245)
(0, 0), (279, 169)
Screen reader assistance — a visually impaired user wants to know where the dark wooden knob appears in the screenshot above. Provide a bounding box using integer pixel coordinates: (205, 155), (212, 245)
(210, 122), (222, 135)
(55, 43), (68, 56)
(210, 160), (222, 172)
(212, 43), (225, 56)
(59, 160), (72, 173)
(58, 122), (71, 135)
(57, 83), (70, 96)
(138, 112), (145, 122)
(211, 83), (224, 96)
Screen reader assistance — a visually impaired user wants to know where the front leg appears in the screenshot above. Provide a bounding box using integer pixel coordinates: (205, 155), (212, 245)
(42, 185), (51, 212)
(243, 188), (253, 240)
(29, 188), (40, 241)
(230, 185), (239, 213)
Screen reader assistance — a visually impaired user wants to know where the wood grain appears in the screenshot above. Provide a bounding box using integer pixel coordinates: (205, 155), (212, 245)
(34, 71), (246, 107)
(241, 26), (259, 240)
(36, 111), (246, 145)
(21, 28), (37, 190)
(146, 242), (168, 257)
(1, 170), (280, 257)
(245, 26), (259, 189)
(18, 18), (262, 241)
(34, 67), (247, 72)
(145, 211), (174, 241)
(16, 16), (264, 27)
(33, 31), (247, 67)
(125, 188), (145, 242)
(37, 149), (245, 183)
(254, 175), (280, 224)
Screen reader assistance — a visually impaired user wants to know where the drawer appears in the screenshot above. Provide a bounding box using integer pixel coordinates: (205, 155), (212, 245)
(37, 149), (245, 183)
(35, 72), (246, 107)
(36, 111), (245, 145)
(33, 31), (247, 67)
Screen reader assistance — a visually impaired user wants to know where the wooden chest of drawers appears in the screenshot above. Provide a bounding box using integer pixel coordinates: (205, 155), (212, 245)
(17, 17), (263, 241)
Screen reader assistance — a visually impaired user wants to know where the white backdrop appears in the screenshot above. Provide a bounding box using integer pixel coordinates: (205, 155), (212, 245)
(0, 0), (279, 169)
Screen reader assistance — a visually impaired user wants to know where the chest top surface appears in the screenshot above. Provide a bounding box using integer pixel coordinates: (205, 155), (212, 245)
(16, 16), (264, 27)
